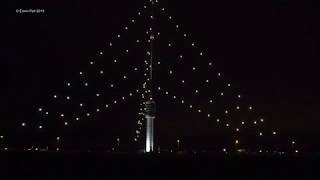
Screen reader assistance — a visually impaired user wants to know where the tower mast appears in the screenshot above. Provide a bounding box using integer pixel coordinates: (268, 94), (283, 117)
(144, 0), (156, 153)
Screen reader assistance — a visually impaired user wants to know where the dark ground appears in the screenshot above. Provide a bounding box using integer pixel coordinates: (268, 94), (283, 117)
(1, 152), (319, 180)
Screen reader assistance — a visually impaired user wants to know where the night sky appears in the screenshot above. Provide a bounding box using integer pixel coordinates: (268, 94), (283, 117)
(2, 0), (320, 151)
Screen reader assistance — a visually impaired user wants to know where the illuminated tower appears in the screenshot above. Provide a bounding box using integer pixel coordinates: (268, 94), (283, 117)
(144, 0), (156, 153)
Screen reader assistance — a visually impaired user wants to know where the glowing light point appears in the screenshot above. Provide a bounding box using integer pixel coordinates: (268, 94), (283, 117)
(109, 42), (112, 46)
(273, 131), (277, 135)
(241, 121), (245, 125)
(209, 62), (212, 66)
(60, 114), (64, 117)
(226, 123), (230, 127)
(236, 106), (240, 110)
(86, 113), (90, 117)
(236, 128), (240, 132)
(100, 70), (104, 74)
(218, 73), (221, 76)
(216, 119), (220, 122)
(259, 132), (263, 136)
(67, 82), (71, 86)
(125, 26), (128, 30)
(238, 94), (241, 98)
(53, 95), (57, 98)
(64, 122), (68, 126)
(66, 96), (70, 100)
(183, 33), (187, 37)
(96, 109), (100, 112)
(21, 122), (26, 127)
(189, 105), (193, 108)
(181, 100), (185, 104)
(84, 82), (88, 86)
(181, 80), (185, 83)
(79, 72), (83, 75)
(222, 148), (226, 152)
(129, 93), (133, 96)
(117, 34), (121, 38)
(38, 108), (42, 112)
(260, 118), (264, 122)
(80, 103), (83, 107)
(110, 84), (114, 88)
(235, 140), (239, 144)
(220, 92), (224, 96)
(76, 117), (79, 121)
(207, 114), (211, 117)
(191, 43), (195, 46)
(105, 104), (109, 108)
(200, 52), (203, 56)
(198, 109), (201, 113)
(169, 16), (172, 20)
(114, 100), (117, 104)
(96, 93), (100, 97)
(99, 51), (103, 55)
(209, 100), (213, 103)
(39, 125), (43, 129)
(249, 106), (253, 110)
(176, 25), (179, 28)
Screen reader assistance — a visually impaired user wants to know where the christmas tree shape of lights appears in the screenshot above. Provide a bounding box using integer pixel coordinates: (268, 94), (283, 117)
(10, 0), (299, 154)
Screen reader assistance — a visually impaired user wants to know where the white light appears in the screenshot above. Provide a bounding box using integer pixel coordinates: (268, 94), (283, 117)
(157, 32), (160, 36)
(80, 103), (83, 107)
(168, 43), (171, 47)
(181, 100), (184, 104)
(295, 150), (299, 153)
(109, 42), (112, 46)
(169, 70), (173, 74)
(56, 137), (60, 140)
(138, 12), (141, 15)
(66, 96), (70, 100)
(236, 106), (240, 110)
(259, 150), (262, 153)
(110, 84), (114, 88)
(165, 91), (169, 95)
(195, 90), (199, 93)
(131, 19), (135, 23)
(100, 70), (104, 74)
(90, 61), (94, 65)
(76, 117), (79, 121)
(144, 5), (147, 8)
(122, 96), (125, 100)
(169, 16), (172, 19)
(123, 75), (127, 79)
(249, 106), (253, 110)
(96, 93), (100, 97)
(241, 121), (245, 125)
(222, 148), (226, 152)
(176, 25), (179, 28)
(236, 128), (240, 132)
(96, 109), (100, 112)
(173, 96), (176, 99)
(225, 110), (228, 114)
(183, 33), (187, 37)
(238, 94), (241, 98)
(126, 49), (129, 53)
(198, 109), (201, 113)
(192, 67), (196, 71)
(209, 100), (213, 103)
(99, 51), (103, 55)
(207, 114), (211, 117)
(218, 73), (221, 76)
(226, 123), (229, 127)
(64, 122), (68, 126)
(209, 62), (212, 66)
(200, 52), (203, 56)
(84, 82), (88, 86)
(38, 108), (42, 112)
(292, 141), (295, 144)
(114, 100), (117, 104)
(86, 113), (90, 117)
(259, 132), (263, 136)
(227, 83), (231, 87)
(179, 55), (183, 59)
(260, 118), (264, 122)
(79, 71), (83, 75)
(53, 95), (57, 98)
(220, 92), (224, 96)
(162, 8), (165, 11)
(216, 119), (220, 122)
(21, 122), (26, 127)
(189, 105), (193, 108)
(117, 34), (121, 38)
(0, 136), (3, 139)
(158, 87), (161, 90)
(105, 104), (109, 108)
(235, 140), (239, 144)
(125, 26), (128, 30)
(114, 59), (117, 63)
(182, 80), (185, 83)
(67, 83), (71, 86)
(136, 39), (140, 43)
(60, 114), (64, 117)
(254, 121), (257, 124)
(273, 131), (277, 135)
(191, 43), (195, 46)
(157, 61), (161, 65)
(39, 125), (42, 129)
(206, 79), (209, 83)
(129, 93), (133, 96)
(45, 112), (49, 115)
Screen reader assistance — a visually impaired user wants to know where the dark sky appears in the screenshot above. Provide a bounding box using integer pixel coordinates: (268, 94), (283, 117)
(2, 0), (320, 151)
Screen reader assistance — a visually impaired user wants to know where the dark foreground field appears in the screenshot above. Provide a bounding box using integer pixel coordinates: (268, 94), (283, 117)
(0, 152), (319, 180)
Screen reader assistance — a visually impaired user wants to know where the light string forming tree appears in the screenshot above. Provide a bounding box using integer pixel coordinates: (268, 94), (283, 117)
(148, 0), (298, 153)
(16, 2), (153, 152)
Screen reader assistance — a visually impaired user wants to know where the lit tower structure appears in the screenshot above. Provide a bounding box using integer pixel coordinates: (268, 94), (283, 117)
(144, 0), (156, 153)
